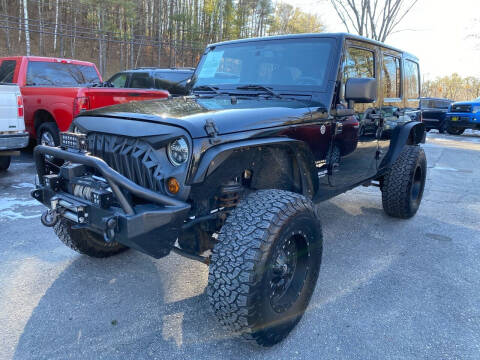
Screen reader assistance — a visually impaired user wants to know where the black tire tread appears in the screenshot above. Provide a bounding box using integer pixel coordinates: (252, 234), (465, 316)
(0, 156), (11, 171)
(37, 122), (60, 146)
(381, 145), (426, 219)
(54, 218), (128, 258)
(207, 189), (321, 346)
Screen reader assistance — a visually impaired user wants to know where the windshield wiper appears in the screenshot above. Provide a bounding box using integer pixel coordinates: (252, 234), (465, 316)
(236, 84), (282, 99)
(192, 85), (222, 95)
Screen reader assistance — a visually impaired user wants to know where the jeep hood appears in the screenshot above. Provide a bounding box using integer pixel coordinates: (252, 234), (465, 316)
(78, 96), (326, 138)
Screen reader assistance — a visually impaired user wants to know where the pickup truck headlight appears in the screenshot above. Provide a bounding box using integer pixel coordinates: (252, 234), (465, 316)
(167, 137), (189, 166)
(472, 106), (480, 113)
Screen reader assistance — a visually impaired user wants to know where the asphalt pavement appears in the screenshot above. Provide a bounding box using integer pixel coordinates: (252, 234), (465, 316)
(0, 131), (479, 360)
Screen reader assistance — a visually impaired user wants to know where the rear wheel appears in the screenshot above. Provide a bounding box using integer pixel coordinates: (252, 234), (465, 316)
(208, 190), (323, 346)
(0, 156), (11, 171)
(54, 218), (128, 258)
(446, 127), (465, 135)
(381, 145), (426, 219)
(37, 122), (60, 147)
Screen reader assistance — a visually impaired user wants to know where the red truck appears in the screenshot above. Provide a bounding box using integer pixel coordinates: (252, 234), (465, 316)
(0, 56), (170, 146)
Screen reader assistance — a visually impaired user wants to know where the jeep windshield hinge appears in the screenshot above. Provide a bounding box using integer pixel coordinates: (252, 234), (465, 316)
(205, 119), (219, 137)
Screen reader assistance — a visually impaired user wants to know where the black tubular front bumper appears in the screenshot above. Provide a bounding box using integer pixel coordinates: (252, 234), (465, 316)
(32, 145), (191, 258)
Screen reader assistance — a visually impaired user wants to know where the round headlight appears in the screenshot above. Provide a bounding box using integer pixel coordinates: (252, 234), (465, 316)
(167, 137), (189, 166)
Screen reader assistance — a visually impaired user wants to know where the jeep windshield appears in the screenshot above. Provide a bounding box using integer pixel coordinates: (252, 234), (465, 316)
(191, 37), (335, 94)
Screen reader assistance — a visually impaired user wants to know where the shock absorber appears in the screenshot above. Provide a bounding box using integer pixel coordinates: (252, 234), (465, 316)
(219, 180), (243, 209)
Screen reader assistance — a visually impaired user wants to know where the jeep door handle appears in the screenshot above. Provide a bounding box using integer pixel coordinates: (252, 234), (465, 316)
(335, 122), (343, 135)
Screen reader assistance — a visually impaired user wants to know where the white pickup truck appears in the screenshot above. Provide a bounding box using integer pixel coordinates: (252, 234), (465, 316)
(0, 84), (29, 171)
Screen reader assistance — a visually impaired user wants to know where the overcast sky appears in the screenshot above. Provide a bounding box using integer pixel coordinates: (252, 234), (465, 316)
(285, 0), (480, 80)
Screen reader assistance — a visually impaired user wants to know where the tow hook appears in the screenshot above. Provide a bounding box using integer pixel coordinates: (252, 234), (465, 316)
(41, 209), (59, 227)
(103, 216), (118, 243)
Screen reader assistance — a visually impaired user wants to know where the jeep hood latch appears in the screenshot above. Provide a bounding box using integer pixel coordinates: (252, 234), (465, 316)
(204, 118), (219, 137)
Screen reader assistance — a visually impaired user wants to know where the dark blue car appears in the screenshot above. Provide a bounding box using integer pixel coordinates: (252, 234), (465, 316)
(446, 98), (480, 135)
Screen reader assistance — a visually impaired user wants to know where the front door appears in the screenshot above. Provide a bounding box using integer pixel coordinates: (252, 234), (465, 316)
(329, 44), (379, 188)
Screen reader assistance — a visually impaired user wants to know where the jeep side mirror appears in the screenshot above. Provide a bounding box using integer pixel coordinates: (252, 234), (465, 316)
(345, 78), (377, 108)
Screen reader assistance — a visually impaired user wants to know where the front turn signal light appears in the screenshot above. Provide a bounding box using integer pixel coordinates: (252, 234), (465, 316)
(166, 177), (180, 194)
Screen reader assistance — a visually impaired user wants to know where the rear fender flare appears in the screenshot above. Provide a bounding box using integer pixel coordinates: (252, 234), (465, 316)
(188, 138), (318, 198)
(380, 121), (425, 170)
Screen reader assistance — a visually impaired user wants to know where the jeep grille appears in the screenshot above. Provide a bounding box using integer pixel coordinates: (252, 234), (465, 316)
(87, 133), (164, 193)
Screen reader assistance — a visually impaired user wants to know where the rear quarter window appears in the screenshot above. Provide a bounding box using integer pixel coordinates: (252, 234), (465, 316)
(404, 60), (420, 100)
(0, 60), (17, 83)
(26, 61), (100, 86)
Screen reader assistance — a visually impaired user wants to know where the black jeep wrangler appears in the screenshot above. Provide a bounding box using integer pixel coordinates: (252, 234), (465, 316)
(32, 33), (426, 346)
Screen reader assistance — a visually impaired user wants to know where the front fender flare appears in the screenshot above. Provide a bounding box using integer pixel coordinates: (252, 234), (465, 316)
(188, 137), (318, 198)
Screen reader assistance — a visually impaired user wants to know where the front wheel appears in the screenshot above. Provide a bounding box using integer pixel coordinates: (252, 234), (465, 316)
(54, 218), (128, 258)
(208, 190), (323, 346)
(438, 121), (447, 134)
(446, 127), (465, 135)
(0, 156), (11, 171)
(381, 145), (427, 219)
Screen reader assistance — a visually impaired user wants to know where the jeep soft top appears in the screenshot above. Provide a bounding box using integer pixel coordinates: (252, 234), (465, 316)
(32, 33), (426, 346)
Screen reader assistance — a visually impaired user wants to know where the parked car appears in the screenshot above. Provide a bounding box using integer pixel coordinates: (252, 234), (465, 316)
(420, 97), (453, 133)
(32, 33), (426, 346)
(0, 56), (170, 147)
(445, 98), (480, 135)
(107, 67), (194, 96)
(0, 84), (28, 171)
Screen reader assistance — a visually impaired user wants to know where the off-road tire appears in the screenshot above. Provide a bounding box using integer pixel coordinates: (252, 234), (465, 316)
(0, 156), (11, 171)
(446, 127), (465, 135)
(381, 145), (427, 219)
(54, 218), (128, 258)
(208, 190), (323, 347)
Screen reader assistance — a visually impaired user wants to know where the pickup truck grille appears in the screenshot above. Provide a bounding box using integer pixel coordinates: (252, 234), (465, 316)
(87, 133), (164, 193)
(450, 104), (472, 113)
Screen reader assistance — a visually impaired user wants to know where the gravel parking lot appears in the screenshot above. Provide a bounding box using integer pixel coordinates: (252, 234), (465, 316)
(1, 132), (479, 360)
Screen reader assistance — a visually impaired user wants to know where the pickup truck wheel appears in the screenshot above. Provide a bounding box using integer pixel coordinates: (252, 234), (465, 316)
(37, 122), (60, 147)
(54, 218), (128, 258)
(381, 145), (426, 219)
(0, 156), (11, 171)
(208, 190), (322, 347)
(446, 127), (465, 135)
(439, 121), (447, 134)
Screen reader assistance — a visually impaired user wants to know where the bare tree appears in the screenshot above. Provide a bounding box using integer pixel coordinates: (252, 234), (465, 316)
(22, 0), (30, 55)
(329, 0), (418, 42)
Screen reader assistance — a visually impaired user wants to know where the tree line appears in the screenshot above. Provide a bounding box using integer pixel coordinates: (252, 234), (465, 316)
(422, 74), (480, 102)
(1, 0), (324, 77)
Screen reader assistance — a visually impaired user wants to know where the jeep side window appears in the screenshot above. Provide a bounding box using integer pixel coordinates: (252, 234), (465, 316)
(342, 47), (375, 101)
(382, 55), (401, 99)
(405, 60), (420, 100)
